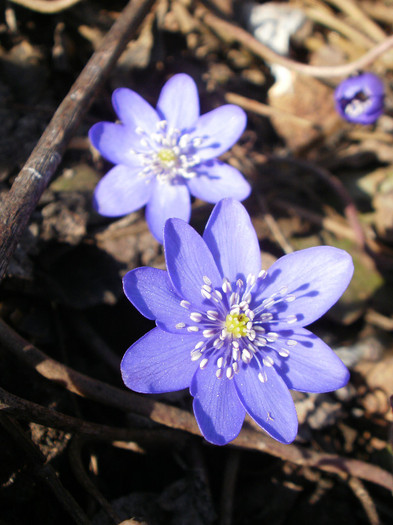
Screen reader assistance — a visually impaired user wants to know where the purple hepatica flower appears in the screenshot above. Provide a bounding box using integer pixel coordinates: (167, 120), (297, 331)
(334, 72), (384, 125)
(121, 199), (353, 445)
(89, 74), (250, 243)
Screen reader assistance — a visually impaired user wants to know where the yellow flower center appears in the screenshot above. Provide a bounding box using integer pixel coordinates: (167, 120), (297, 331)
(225, 313), (250, 338)
(157, 148), (177, 165)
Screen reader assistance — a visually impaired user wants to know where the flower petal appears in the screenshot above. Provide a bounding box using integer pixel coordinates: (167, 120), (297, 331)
(270, 328), (350, 393)
(191, 358), (245, 445)
(189, 105), (247, 161)
(203, 199), (261, 282)
(89, 122), (144, 166)
(145, 182), (191, 243)
(335, 73), (384, 99)
(93, 165), (153, 217)
(156, 74), (199, 130)
(123, 267), (193, 332)
(187, 160), (251, 203)
(234, 362), (298, 444)
(164, 218), (223, 310)
(112, 88), (160, 133)
(254, 246), (354, 328)
(121, 327), (199, 393)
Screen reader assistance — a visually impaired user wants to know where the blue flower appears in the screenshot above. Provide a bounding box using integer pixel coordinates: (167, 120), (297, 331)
(89, 74), (250, 243)
(334, 72), (384, 125)
(121, 199), (353, 445)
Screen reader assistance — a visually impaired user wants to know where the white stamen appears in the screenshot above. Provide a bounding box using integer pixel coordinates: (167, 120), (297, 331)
(190, 312), (202, 322)
(286, 315), (298, 324)
(176, 323), (185, 329)
(180, 300), (190, 309)
(248, 330), (256, 341)
(266, 332), (279, 342)
(200, 358), (209, 369)
(230, 306), (240, 316)
(247, 274), (256, 286)
(201, 289), (212, 300)
(286, 339), (297, 346)
(232, 347), (240, 361)
(242, 349), (252, 363)
(222, 278), (232, 293)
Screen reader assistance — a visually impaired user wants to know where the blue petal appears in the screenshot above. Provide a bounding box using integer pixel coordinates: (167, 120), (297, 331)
(123, 267), (193, 332)
(189, 105), (247, 161)
(164, 218), (222, 310)
(234, 362), (298, 444)
(187, 160), (251, 203)
(112, 88), (160, 133)
(93, 165), (153, 217)
(191, 358), (245, 445)
(270, 328), (350, 393)
(145, 182), (191, 244)
(253, 246), (354, 328)
(156, 74), (199, 130)
(89, 122), (144, 166)
(121, 327), (199, 393)
(203, 199), (261, 282)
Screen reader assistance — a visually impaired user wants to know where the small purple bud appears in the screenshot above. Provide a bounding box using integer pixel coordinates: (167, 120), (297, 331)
(334, 72), (384, 125)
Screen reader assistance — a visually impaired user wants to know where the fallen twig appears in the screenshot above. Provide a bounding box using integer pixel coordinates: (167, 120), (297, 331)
(225, 92), (320, 130)
(69, 437), (123, 525)
(272, 198), (358, 243)
(347, 475), (380, 525)
(324, 0), (386, 42)
(8, 0), (83, 14)
(196, 4), (393, 78)
(0, 0), (157, 282)
(0, 386), (181, 444)
(268, 156), (366, 249)
(0, 414), (91, 525)
(0, 317), (392, 492)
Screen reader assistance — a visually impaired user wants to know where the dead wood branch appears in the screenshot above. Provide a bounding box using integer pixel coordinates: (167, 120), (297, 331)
(8, 0), (83, 14)
(0, 0), (157, 282)
(0, 414), (91, 525)
(0, 317), (392, 492)
(196, 4), (393, 78)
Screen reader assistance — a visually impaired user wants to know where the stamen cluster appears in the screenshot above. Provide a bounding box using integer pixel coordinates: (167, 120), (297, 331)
(178, 273), (298, 383)
(132, 121), (203, 184)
